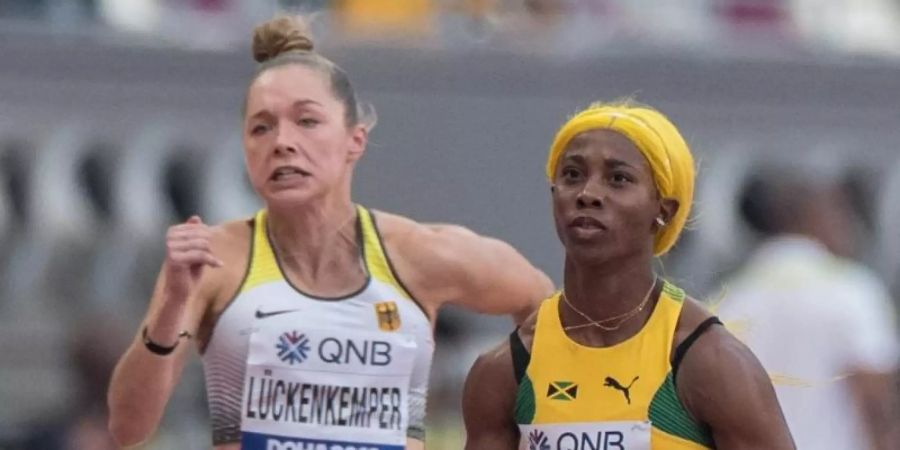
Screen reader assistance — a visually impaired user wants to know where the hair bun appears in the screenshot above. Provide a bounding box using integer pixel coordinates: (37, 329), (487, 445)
(252, 16), (315, 63)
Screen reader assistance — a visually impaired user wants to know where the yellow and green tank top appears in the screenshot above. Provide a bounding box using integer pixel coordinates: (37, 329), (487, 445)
(512, 281), (716, 450)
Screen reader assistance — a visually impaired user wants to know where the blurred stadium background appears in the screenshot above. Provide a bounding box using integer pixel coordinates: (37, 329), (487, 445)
(1, 0), (899, 449)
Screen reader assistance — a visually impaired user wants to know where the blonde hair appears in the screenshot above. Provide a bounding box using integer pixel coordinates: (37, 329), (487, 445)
(247, 16), (377, 130)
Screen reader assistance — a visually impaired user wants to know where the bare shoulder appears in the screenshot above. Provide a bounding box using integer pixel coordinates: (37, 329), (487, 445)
(210, 217), (253, 237)
(673, 296), (716, 349)
(464, 340), (518, 421)
(195, 217), (254, 349)
(204, 218), (254, 289)
(470, 310), (538, 391)
(471, 339), (515, 381)
(372, 210), (552, 320)
(674, 296), (795, 448)
(371, 210), (478, 257)
(464, 330), (527, 449)
(677, 300), (757, 379)
(674, 296), (753, 385)
(516, 309), (540, 351)
(466, 340), (514, 396)
(370, 210), (487, 301)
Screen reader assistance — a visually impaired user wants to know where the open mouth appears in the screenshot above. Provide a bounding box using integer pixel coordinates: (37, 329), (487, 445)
(570, 216), (607, 231)
(270, 165), (311, 181)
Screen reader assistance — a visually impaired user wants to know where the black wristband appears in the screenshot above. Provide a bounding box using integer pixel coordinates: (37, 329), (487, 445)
(142, 326), (190, 356)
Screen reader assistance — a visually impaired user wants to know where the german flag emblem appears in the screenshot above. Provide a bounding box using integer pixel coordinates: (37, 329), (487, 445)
(547, 381), (578, 401)
(375, 301), (401, 331)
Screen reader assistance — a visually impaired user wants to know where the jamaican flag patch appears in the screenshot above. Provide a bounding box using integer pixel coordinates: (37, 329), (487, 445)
(547, 381), (578, 401)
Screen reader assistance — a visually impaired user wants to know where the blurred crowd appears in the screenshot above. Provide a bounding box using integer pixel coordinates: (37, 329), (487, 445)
(1, 2), (899, 450)
(1, 0), (900, 57)
(718, 165), (900, 450)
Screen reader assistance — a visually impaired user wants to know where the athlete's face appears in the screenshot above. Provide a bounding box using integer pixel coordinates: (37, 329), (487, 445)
(243, 65), (366, 206)
(551, 129), (676, 264)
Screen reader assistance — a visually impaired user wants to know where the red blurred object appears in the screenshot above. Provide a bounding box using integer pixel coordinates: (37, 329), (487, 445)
(193, 0), (229, 12)
(717, 0), (787, 25)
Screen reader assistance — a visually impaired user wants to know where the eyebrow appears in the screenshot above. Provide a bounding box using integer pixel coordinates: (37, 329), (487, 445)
(605, 158), (637, 170)
(562, 154), (638, 170)
(562, 154), (587, 165)
(291, 99), (323, 109)
(247, 109), (273, 121)
(247, 99), (324, 121)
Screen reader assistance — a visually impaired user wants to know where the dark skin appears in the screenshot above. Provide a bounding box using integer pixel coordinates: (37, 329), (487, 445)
(463, 129), (795, 449)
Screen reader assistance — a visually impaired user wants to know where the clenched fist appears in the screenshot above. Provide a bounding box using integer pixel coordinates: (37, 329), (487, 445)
(163, 216), (223, 301)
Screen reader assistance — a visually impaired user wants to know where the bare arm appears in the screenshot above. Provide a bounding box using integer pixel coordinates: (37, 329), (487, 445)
(463, 342), (520, 450)
(678, 326), (796, 450)
(107, 216), (224, 446)
(388, 219), (554, 324)
(847, 370), (900, 450)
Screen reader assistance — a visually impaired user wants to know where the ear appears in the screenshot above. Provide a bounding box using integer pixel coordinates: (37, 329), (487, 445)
(346, 124), (368, 163)
(653, 197), (680, 232)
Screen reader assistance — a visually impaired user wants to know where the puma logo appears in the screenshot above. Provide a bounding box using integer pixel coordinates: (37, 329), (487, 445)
(604, 376), (639, 404)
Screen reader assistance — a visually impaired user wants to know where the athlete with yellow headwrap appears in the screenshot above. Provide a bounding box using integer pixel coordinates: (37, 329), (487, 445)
(463, 101), (796, 449)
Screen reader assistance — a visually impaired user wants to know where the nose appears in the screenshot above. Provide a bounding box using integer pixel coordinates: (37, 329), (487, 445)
(576, 181), (604, 209)
(273, 126), (298, 156)
(273, 142), (298, 156)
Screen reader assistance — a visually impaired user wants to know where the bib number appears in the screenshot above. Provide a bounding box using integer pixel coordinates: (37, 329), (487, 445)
(240, 315), (416, 450)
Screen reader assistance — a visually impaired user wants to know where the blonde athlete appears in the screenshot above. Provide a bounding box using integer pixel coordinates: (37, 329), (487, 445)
(108, 17), (552, 450)
(463, 102), (794, 450)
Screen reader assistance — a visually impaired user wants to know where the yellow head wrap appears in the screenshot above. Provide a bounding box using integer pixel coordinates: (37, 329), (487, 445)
(546, 102), (695, 256)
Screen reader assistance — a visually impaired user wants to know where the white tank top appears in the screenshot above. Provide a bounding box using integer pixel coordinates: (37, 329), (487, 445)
(201, 206), (433, 447)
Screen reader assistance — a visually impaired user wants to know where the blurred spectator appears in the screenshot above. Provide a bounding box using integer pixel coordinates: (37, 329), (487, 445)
(717, 166), (900, 450)
(715, 0), (790, 30)
(789, 0), (900, 56)
(482, 0), (624, 55)
(523, 0), (568, 25)
(278, 0), (329, 13)
(0, 0), (45, 19)
(18, 314), (127, 450)
(0, 0), (96, 26)
(334, 0), (435, 40)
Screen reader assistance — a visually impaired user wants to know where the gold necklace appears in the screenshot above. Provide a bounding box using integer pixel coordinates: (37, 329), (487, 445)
(562, 276), (658, 331)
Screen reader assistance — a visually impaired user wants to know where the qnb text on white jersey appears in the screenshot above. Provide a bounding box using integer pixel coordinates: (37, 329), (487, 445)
(241, 322), (417, 449)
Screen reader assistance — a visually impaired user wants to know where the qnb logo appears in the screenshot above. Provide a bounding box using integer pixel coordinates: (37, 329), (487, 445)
(557, 431), (625, 450)
(265, 438), (379, 450)
(528, 430), (551, 450)
(318, 337), (392, 367)
(276, 331), (311, 365)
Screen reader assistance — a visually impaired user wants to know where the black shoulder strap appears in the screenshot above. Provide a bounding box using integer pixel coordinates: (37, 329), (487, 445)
(672, 316), (722, 387)
(509, 328), (530, 384)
